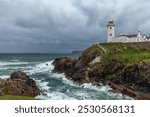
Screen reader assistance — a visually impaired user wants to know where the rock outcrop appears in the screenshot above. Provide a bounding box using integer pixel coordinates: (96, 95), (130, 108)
(0, 71), (40, 97)
(52, 43), (150, 100)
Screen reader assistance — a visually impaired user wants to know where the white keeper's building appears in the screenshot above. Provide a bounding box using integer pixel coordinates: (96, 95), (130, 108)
(107, 20), (150, 43)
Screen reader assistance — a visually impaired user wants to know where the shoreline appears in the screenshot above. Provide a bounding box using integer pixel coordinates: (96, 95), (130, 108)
(52, 43), (150, 100)
(53, 59), (150, 100)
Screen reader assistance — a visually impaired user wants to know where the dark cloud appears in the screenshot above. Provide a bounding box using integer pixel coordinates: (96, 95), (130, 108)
(0, 0), (150, 53)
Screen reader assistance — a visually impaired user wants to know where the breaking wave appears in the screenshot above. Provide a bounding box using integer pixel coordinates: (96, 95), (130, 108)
(0, 61), (29, 66)
(0, 58), (132, 100)
(0, 75), (10, 79)
(31, 60), (132, 100)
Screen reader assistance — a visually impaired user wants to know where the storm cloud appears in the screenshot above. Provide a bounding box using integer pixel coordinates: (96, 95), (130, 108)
(0, 0), (150, 53)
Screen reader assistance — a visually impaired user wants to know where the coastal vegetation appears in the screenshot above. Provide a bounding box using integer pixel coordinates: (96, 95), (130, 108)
(84, 43), (150, 67)
(0, 96), (33, 100)
(102, 43), (150, 64)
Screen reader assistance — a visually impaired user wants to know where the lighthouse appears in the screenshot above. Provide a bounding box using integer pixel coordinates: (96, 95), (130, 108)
(107, 20), (115, 42)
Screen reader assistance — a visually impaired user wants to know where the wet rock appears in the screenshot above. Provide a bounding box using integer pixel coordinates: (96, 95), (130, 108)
(89, 56), (101, 67)
(103, 59), (124, 76)
(53, 54), (150, 99)
(0, 71), (40, 97)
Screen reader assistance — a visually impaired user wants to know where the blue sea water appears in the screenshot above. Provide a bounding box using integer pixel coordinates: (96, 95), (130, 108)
(0, 53), (131, 100)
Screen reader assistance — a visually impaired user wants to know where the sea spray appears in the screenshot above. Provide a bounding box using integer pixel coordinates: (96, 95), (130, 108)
(0, 54), (132, 100)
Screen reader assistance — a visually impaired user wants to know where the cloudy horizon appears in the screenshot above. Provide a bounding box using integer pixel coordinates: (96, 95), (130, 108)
(0, 0), (150, 53)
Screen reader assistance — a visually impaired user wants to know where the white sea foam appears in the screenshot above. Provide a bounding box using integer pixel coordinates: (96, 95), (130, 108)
(73, 91), (91, 100)
(36, 80), (50, 92)
(81, 83), (133, 99)
(24, 60), (54, 75)
(0, 75), (9, 79)
(50, 73), (113, 96)
(81, 83), (111, 92)
(50, 72), (65, 78)
(50, 72), (76, 86)
(0, 66), (33, 71)
(10, 59), (20, 62)
(108, 90), (133, 100)
(35, 92), (76, 100)
(33, 79), (52, 100)
(18, 59), (132, 100)
(49, 72), (126, 99)
(0, 61), (29, 66)
(50, 74), (132, 100)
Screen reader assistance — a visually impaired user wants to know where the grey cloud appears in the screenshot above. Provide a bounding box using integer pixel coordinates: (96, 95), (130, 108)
(0, 0), (150, 53)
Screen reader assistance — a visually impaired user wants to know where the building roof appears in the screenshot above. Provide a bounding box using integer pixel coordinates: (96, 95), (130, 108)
(117, 34), (126, 37)
(108, 20), (114, 24)
(126, 34), (138, 38)
(146, 36), (150, 39)
(117, 34), (138, 38)
(107, 20), (115, 27)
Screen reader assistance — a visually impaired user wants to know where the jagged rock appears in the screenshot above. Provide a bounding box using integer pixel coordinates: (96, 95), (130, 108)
(53, 56), (150, 99)
(0, 71), (40, 97)
(89, 56), (101, 67)
(103, 59), (124, 76)
(52, 57), (77, 77)
(120, 64), (150, 93)
(52, 43), (150, 100)
(71, 69), (90, 83)
(75, 46), (103, 69)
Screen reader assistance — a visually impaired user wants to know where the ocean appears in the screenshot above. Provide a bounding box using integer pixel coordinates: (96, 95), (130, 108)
(0, 53), (131, 100)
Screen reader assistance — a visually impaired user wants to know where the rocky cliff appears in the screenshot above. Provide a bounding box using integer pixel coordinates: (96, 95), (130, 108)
(53, 42), (150, 100)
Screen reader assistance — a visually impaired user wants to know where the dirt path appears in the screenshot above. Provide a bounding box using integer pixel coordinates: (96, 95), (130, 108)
(96, 44), (109, 53)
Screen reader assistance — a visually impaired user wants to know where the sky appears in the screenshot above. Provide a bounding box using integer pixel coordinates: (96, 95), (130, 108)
(0, 0), (150, 53)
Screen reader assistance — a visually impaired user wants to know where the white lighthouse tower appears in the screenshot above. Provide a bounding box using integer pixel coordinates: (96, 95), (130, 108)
(107, 20), (115, 42)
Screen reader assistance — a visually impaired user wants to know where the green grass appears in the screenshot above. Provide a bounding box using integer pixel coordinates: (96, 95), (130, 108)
(82, 45), (104, 57)
(103, 47), (150, 64)
(84, 43), (150, 68)
(101, 43), (129, 52)
(79, 45), (104, 63)
(142, 58), (150, 63)
(78, 43), (150, 70)
(0, 96), (33, 100)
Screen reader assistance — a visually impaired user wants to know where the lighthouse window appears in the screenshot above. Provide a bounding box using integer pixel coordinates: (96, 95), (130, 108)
(110, 34), (112, 36)
(110, 27), (112, 29)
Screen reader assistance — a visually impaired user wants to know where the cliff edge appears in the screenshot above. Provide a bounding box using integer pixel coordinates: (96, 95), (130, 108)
(53, 42), (150, 100)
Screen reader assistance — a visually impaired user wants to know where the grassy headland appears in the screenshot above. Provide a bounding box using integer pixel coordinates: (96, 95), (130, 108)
(52, 42), (150, 99)
(102, 43), (150, 64)
(83, 43), (150, 68)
